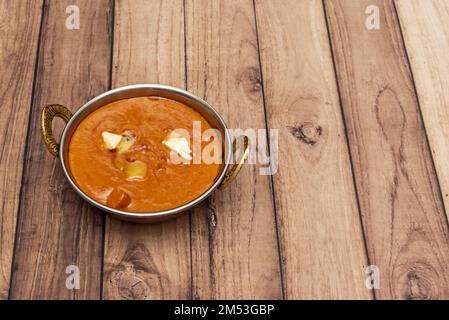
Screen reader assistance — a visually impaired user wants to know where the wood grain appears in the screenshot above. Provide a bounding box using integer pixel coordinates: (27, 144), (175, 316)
(325, 0), (449, 299)
(396, 0), (449, 230)
(185, 0), (282, 299)
(0, 0), (43, 299)
(254, 0), (371, 299)
(9, 0), (111, 299)
(102, 0), (191, 300)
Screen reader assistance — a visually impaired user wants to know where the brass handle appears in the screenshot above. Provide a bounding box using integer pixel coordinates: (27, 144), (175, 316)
(218, 135), (250, 189)
(41, 104), (73, 158)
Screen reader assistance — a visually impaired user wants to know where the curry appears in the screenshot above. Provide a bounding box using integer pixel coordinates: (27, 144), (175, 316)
(68, 96), (222, 212)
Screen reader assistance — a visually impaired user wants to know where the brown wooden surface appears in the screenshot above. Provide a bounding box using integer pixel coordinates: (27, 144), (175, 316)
(255, 0), (370, 299)
(102, 0), (191, 300)
(2, 0), (449, 299)
(186, 0), (282, 299)
(325, 0), (449, 299)
(396, 0), (449, 225)
(9, 0), (111, 299)
(0, 0), (43, 299)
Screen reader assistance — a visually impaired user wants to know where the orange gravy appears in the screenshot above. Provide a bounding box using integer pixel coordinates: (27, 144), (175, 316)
(68, 97), (222, 212)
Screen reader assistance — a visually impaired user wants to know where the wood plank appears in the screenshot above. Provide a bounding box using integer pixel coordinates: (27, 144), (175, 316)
(396, 0), (449, 233)
(325, 0), (449, 299)
(254, 0), (370, 299)
(0, 0), (43, 299)
(185, 0), (282, 299)
(102, 0), (191, 300)
(10, 0), (111, 299)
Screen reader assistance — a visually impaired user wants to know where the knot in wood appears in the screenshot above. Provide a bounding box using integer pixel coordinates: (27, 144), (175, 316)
(290, 122), (322, 145)
(239, 66), (262, 93)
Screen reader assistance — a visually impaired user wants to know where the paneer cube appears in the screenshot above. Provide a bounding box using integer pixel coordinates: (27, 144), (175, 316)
(106, 188), (131, 209)
(102, 131), (123, 150)
(162, 131), (192, 161)
(117, 130), (137, 153)
(124, 160), (147, 180)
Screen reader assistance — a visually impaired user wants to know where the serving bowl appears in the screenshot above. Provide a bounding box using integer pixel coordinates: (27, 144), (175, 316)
(40, 84), (249, 223)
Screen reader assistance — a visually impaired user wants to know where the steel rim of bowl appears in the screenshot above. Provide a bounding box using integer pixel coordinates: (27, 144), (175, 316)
(59, 84), (232, 219)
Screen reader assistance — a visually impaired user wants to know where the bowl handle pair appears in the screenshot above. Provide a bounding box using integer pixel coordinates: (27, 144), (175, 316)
(41, 104), (73, 158)
(41, 104), (250, 188)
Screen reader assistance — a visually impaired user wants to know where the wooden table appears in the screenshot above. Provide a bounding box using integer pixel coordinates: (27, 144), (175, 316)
(1, 0), (449, 300)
